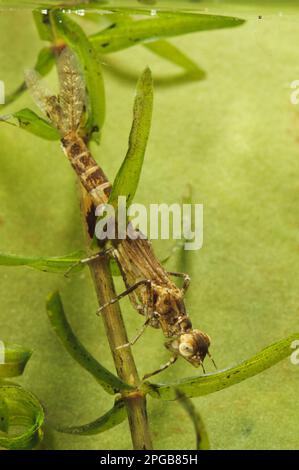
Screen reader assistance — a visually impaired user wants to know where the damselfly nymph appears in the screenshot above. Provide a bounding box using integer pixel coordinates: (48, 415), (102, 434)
(25, 47), (214, 378)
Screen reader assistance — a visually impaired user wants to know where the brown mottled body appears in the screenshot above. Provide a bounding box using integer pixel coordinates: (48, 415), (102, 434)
(62, 132), (192, 339)
(62, 134), (211, 370)
(79, 176), (211, 369)
(114, 236), (191, 337)
(61, 131), (196, 342)
(61, 131), (111, 206)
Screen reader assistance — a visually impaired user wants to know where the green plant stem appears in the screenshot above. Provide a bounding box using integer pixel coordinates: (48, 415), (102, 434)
(88, 256), (153, 450)
(79, 183), (152, 449)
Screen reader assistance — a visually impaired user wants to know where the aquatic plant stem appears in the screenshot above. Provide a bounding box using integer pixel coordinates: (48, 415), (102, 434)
(89, 257), (153, 449)
(80, 189), (153, 450)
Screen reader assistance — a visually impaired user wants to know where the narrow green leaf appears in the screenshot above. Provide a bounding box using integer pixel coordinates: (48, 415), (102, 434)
(13, 109), (59, 140)
(0, 108), (60, 141)
(176, 390), (210, 450)
(1, 47), (55, 108)
(144, 39), (205, 78)
(0, 385), (44, 450)
(33, 46), (56, 76)
(50, 10), (105, 142)
(109, 68), (153, 210)
(145, 332), (299, 400)
(0, 343), (32, 378)
(89, 12), (205, 79)
(33, 10), (53, 42)
(0, 250), (86, 273)
(90, 11), (245, 54)
(56, 398), (126, 436)
(0, 399), (9, 433)
(46, 291), (133, 395)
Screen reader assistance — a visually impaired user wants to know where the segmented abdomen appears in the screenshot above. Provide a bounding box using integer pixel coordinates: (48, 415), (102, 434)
(61, 131), (111, 206)
(62, 134), (191, 337)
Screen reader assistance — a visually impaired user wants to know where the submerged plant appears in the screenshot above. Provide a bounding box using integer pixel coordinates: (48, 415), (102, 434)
(0, 343), (44, 450)
(0, 5), (298, 451)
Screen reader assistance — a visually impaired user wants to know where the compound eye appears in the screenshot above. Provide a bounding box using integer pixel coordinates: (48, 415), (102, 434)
(179, 342), (194, 357)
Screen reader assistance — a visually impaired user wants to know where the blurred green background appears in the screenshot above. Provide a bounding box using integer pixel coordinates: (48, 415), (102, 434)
(0, 1), (299, 450)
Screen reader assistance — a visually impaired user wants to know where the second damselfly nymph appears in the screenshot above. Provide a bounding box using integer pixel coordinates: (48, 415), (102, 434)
(25, 47), (214, 378)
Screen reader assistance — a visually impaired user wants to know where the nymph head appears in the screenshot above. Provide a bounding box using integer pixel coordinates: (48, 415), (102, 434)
(167, 329), (211, 369)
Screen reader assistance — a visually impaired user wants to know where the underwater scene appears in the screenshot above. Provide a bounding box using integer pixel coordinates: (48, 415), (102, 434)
(0, 0), (299, 451)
